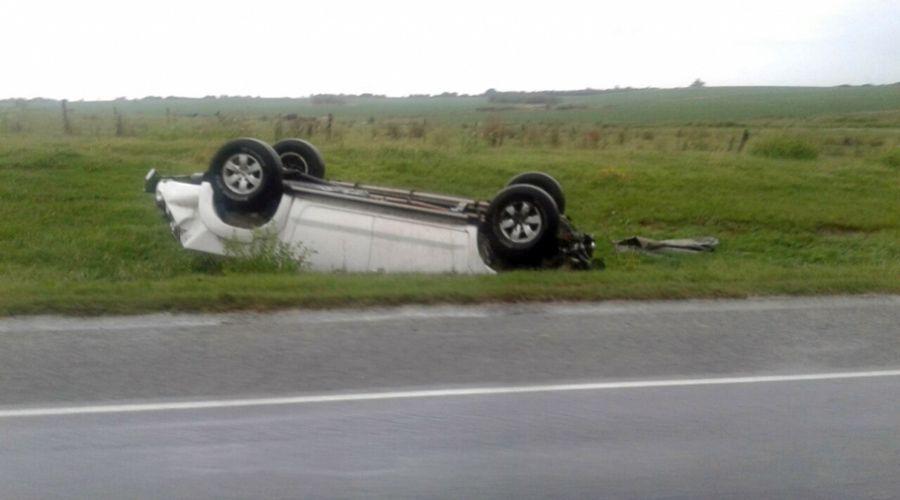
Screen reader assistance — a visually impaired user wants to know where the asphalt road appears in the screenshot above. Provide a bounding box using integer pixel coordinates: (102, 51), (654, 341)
(1, 295), (899, 499)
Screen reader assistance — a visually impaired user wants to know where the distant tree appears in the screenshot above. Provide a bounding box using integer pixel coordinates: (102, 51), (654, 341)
(689, 78), (706, 88)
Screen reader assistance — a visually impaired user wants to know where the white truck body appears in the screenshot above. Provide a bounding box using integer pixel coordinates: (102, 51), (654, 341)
(156, 179), (496, 274)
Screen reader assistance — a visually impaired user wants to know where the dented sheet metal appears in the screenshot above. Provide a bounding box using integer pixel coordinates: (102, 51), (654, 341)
(614, 236), (719, 255)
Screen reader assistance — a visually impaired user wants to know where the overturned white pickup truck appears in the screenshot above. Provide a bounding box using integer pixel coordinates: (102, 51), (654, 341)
(146, 138), (595, 274)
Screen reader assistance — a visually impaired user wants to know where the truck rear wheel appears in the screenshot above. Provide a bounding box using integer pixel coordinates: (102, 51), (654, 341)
(208, 138), (283, 211)
(274, 139), (326, 179)
(485, 184), (560, 266)
(506, 172), (566, 214)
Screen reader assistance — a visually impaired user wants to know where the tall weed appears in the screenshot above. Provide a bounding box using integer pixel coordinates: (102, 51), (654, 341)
(222, 229), (313, 273)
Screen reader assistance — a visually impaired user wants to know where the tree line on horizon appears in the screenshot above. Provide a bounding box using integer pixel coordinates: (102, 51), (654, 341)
(2, 81), (898, 107)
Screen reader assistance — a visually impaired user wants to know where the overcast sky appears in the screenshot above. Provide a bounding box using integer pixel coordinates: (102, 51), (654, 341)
(2, 0), (898, 100)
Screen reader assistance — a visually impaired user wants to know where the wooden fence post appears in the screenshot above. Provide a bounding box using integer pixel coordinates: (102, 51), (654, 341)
(274, 115), (284, 141)
(737, 129), (750, 153)
(114, 107), (124, 137)
(61, 100), (72, 135)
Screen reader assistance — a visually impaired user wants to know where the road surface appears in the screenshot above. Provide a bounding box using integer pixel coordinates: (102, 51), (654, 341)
(1, 295), (898, 499)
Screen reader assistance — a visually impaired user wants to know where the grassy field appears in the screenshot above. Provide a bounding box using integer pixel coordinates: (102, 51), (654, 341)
(1, 86), (899, 315)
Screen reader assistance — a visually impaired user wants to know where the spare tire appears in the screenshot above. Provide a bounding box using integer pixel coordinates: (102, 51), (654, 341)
(485, 184), (560, 265)
(506, 172), (566, 214)
(274, 138), (326, 179)
(208, 138), (283, 210)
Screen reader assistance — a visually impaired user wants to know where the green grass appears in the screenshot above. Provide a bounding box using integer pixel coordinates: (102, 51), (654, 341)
(1, 87), (899, 315)
(751, 136), (819, 160)
(883, 148), (900, 168)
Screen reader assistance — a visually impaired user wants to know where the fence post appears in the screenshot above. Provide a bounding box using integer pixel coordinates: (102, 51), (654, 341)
(737, 129), (750, 153)
(61, 100), (72, 135)
(114, 107), (124, 137)
(274, 115), (283, 141)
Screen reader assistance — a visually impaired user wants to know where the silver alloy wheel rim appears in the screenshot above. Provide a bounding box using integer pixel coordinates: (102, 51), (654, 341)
(222, 153), (264, 195)
(498, 201), (543, 243)
(281, 152), (309, 174)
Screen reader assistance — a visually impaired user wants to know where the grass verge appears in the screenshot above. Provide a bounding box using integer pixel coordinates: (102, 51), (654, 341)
(1, 99), (899, 315)
(3, 264), (898, 316)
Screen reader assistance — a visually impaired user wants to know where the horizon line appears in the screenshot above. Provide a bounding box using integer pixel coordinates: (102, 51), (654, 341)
(2, 82), (898, 103)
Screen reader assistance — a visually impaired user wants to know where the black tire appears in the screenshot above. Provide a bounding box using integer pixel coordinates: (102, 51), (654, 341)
(208, 138), (283, 210)
(506, 172), (566, 214)
(274, 139), (326, 179)
(486, 184), (560, 264)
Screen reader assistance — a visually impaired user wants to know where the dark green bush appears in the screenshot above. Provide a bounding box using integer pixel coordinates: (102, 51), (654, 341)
(751, 136), (819, 160)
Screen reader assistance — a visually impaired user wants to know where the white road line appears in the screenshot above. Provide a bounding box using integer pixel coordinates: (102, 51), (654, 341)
(2, 369), (900, 419)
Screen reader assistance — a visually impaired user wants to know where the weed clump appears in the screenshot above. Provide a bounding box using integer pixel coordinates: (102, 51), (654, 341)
(222, 230), (312, 273)
(751, 136), (819, 160)
(881, 148), (900, 168)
